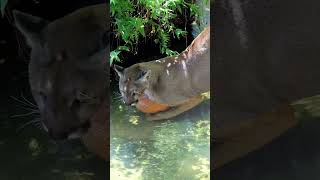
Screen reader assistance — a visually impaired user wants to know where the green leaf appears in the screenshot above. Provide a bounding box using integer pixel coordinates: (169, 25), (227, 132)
(165, 49), (179, 57)
(177, 5), (182, 14)
(111, 0), (202, 58)
(117, 46), (130, 52)
(0, 0), (8, 17)
(110, 50), (121, 65)
(138, 25), (145, 37)
(175, 28), (187, 39)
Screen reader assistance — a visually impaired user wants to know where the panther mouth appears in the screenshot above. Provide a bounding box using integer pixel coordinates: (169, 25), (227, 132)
(42, 100), (106, 140)
(42, 119), (91, 140)
(68, 101), (106, 140)
(130, 99), (139, 106)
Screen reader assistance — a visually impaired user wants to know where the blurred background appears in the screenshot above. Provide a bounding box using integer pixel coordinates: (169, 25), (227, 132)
(0, 1), (107, 179)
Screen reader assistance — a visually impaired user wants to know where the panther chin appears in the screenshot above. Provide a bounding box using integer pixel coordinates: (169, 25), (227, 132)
(67, 128), (87, 140)
(67, 122), (91, 140)
(41, 120), (91, 140)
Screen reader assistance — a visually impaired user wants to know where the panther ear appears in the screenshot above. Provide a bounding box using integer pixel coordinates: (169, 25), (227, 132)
(13, 10), (48, 47)
(113, 64), (124, 78)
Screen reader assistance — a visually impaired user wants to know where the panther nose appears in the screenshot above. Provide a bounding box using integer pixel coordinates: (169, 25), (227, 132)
(123, 99), (131, 106)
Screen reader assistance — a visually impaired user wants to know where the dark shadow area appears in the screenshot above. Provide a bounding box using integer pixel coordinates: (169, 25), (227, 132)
(214, 114), (320, 180)
(0, 1), (107, 179)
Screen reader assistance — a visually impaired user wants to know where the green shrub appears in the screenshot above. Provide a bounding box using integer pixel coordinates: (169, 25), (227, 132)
(110, 0), (207, 65)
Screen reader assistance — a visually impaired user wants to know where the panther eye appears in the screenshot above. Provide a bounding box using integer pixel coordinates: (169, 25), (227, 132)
(137, 71), (146, 80)
(39, 91), (47, 101)
(37, 91), (47, 108)
(72, 98), (81, 107)
(131, 91), (139, 96)
(56, 50), (67, 61)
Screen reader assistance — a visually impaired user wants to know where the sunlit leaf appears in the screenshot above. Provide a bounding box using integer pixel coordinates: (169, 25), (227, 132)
(110, 50), (121, 65)
(28, 137), (42, 156)
(175, 28), (187, 39)
(129, 115), (140, 125)
(117, 46), (130, 52)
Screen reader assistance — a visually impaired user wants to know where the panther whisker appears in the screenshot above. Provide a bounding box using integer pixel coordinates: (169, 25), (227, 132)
(10, 95), (37, 109)
(18, 106), (39, 112)
(79, 92), (97, 102)
(20, 93), (37, 108)
(9, 102), (39, 116)
(16, 118), (41, 133)
(79, 92), (92, 98)
(114, 92), (122, 96)
(9, 95), (40, 120)
(113, 97), (124, 103)
(34, 121), (44, 131)
(10, 111), (39, 118)
(114, 99), (123, 103)
(113, 95), (123, 100)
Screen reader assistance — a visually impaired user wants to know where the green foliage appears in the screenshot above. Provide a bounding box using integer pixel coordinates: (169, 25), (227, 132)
(110, 0), (203, 65)
(0, 0), (8, 17)
(110, 50), (121, 65)
(174, 28), (187, 39)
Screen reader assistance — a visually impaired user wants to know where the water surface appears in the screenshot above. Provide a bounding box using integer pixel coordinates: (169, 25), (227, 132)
(110, 87), (210, 180)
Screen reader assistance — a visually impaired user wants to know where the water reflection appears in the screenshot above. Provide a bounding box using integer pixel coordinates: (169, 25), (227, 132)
(110, 90), (210, 180)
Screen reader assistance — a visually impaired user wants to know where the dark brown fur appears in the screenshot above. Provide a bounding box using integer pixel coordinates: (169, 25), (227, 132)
(14, 4), (109, 159)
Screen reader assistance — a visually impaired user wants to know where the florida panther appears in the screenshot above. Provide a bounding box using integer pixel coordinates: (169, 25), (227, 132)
(114, 27), (210, 120)
(13, 4), (109, 160)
